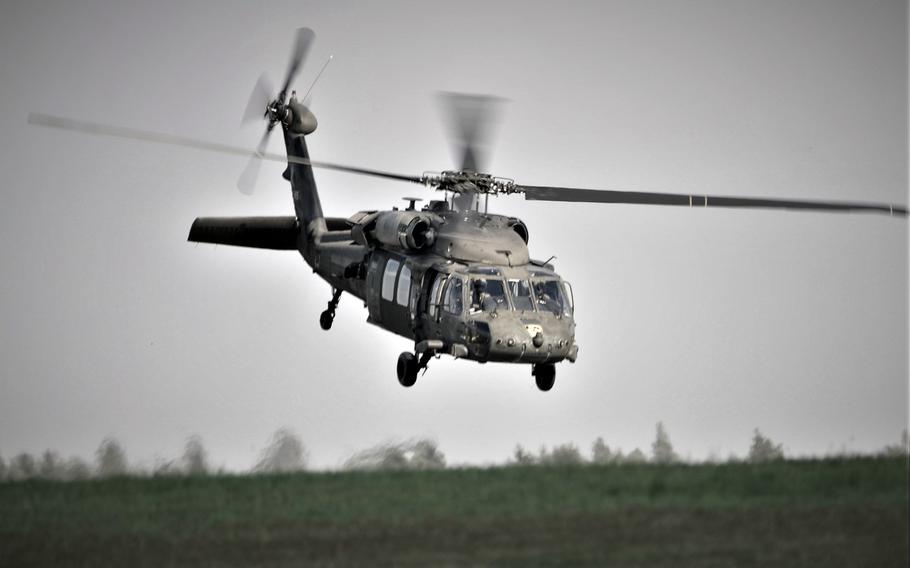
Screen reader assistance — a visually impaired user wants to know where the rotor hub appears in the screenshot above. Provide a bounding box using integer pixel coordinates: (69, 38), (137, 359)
(423, 170), (516, 196)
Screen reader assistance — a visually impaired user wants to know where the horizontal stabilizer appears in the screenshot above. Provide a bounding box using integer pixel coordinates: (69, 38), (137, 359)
(188, 216), (298, 250)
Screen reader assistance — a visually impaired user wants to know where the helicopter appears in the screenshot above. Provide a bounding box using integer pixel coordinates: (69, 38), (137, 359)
(28, 28), (907, 392)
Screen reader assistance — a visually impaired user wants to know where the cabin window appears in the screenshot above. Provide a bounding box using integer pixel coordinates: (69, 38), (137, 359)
(443, 276), (464, 315)
(381, 258), (400, 301)
(507, 279), (534, 311)
(396, 264), (411, 306)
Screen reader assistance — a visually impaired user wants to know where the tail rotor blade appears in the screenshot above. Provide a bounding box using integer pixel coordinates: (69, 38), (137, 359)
(242, 73), (274, 125)
(236, 126), (272, 194)
(237, 154), (263, 195)
(279, 27), (315, 102)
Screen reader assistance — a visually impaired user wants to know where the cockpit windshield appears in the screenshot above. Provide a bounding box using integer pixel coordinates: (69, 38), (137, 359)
(533, 279), (569, 315)
(508, 279), (534, 311)
(470, 278), (509, 312)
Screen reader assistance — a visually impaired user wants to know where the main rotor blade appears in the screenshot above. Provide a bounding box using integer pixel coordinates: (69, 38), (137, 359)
(291, 159), (424, 184)
(279, 27), (315, 102)
(519, 185), (908, 216)
(438, 92), (506, 173)
(28, 112), (425, 186)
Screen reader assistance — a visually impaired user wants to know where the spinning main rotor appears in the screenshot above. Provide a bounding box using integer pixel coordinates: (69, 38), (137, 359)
(27, 26), (908, 217)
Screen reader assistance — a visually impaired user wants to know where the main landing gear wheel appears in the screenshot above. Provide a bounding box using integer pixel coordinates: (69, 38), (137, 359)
(319, 310), (334, 330)
(319, 288), (343, 331)
(533, 363), (556, 392)
(397, 352), (418, 387)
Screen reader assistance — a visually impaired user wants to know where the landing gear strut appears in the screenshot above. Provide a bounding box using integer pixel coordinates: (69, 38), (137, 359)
(397, 350), (433, 387)
(319, 288), (342, 331)
(533, 363), (556, 392)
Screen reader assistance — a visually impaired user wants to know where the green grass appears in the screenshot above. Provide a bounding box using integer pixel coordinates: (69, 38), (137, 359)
(1, 457), (907, 567)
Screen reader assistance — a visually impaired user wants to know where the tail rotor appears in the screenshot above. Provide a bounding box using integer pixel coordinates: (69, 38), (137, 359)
(238, 27), (316, 195)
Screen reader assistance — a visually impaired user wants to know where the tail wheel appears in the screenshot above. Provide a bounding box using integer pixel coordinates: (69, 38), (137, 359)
(533, 363), (556, 392)
(397, 352), (418, 387)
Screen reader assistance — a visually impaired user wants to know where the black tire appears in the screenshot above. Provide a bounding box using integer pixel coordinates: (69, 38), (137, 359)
(534, 363), (556, 392)
(319, 310), (334, 331)
(397, 352), (418, 387)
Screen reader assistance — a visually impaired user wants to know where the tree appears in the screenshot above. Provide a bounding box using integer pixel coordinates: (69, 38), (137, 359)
(625, 448), (647, 463)
(748, 429), (784, 462)
(181, 436), (209, 475)
(512, 444), (535, 465)
(537, 445), (550, 464)
(38, 450), (65, 480)
(344, 439), (446, 471)
(882, 429), (910, 457)
(0, 454), (6, 481)
(96, 438), (128, 477)
(255, 428), (307, 473)
(409, 439), (446, 470)
(544, 443), (585, 465)
(651, 422), (678, 464)
(9, 453), (37, 480)
(591, 437), (613, 464)
(64, 457), (92, 480)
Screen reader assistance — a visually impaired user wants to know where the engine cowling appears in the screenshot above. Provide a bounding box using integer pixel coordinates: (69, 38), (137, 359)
(373, 211), (436, 250)
(349, 210), (437, 251)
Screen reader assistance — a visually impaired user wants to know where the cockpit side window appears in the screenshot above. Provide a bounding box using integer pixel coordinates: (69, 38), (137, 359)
(507, 279), (534, 311)
(470, 278), (510, 312)
(533, 279), (569, 316)
(562, 281), (574, 313)
(428, 273), (446, 319)
(443, 276), (464, 315)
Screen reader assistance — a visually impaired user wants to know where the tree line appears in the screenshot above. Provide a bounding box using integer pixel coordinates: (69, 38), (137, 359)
(1, 425), (907, 482)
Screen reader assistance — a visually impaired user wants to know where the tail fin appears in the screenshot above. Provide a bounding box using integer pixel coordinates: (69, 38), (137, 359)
(283, 126), (326, 239)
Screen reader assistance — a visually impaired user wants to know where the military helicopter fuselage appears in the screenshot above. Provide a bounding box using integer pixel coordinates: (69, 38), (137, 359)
(186, 100), (577, 390)
(318, 205), (577, 364)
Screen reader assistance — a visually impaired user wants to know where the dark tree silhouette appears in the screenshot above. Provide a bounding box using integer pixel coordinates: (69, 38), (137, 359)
(38, 450), (65, 480)
(9, 453), (37, 480)
(539, 443), (585, 465)
(651, 422), (678, 464)
(64, 457), (92, 480)
(512, 444), (535, 465)
(254, 429), (307, 473)
(344, 439), (446, 471)
(627, 448), (647, 463)
(96, 438), (128, 477)
(748, 429), (784, 462)
(409, 439), (446, 470)
(181, 436), (209, 475)
(591, 437), (614, 464)
(882, 429), (909, 457)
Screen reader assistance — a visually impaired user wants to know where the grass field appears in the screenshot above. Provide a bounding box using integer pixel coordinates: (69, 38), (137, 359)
(1, 456), (907, 567)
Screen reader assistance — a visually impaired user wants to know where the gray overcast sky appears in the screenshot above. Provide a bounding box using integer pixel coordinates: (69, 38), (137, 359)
(1, 0), (907, 470)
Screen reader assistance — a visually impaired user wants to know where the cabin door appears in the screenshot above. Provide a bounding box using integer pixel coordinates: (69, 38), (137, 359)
(376, 255), (414, 339)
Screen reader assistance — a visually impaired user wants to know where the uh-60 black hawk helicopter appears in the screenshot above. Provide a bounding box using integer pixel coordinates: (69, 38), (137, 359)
(29, 28), (908, 391)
